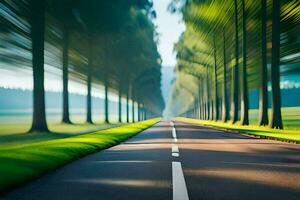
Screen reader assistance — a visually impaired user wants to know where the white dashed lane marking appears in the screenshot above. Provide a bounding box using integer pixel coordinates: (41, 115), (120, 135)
(170, 121), (190, 200)
(172, 161), (189, 200)
(170, 121), (178, 142)
(172, 144), (179, 157)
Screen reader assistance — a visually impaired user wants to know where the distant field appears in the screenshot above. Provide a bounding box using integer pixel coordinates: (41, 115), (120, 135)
(0, 123), (122, 147)
(0, 113), (123, 146)
(0, 112), (127, 136)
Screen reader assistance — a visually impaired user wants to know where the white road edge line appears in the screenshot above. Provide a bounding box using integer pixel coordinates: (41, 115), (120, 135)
(172, 161), (189, 200)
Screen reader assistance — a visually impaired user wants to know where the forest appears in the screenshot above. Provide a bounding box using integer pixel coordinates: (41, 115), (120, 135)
(0, 0), (165, 133)
(166, 0), (300, 130)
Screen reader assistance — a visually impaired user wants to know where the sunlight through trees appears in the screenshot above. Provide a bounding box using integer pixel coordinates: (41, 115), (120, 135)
(167, 0), (300, 129)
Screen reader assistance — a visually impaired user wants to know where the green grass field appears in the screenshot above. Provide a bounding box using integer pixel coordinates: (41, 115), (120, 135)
(0, 118), (160, 192)
(0, 114), (119, 136)
(0, 123), (122, 147)
(249, 107), (300, 130)
(176, 109), (300, 143)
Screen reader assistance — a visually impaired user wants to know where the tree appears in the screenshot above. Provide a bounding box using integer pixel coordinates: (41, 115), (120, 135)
(118, 78), (122, 123)
(213, 33), (219, 121)
(240, 0), (249, 125)
(222, 29), (229, 122)
(231, 0), (239, 124)
(62, 23), (71, 124)
(86, 57), (93, 123)
(29, 0), (48, 132)
(85, 34), (94, 124)
(104, 75), (109, 124)
(258, 0), (269, 126)
(53, 1), (75, 124)
(270, 0), (283, 129)
(132, 88), (135, 123)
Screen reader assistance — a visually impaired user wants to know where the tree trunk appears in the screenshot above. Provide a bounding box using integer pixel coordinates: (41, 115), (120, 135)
(62, 24), (71, 124)
(132, 91), (135, 123)
(240, 0), (249, 125)
(213, 33), (219, 121)
(201, 77), (205, 119)
(194, 100), (197, 119)
(231, 0), (239, 123)
(139, 106), (142, 121)
(270, 0), (283, 129)
(86, 70), (92, 123)
(210, 72), (214, 121)
(197, 77), (201, 119)
(30, 0), (48, 132)
(144, 108), (147, 120)
(204, 69), (207, 120)
(86, 36), (93, 124)
(259, 0), (269, 126)
(222, 29), (229, 122)
(104, 77), (109, 124)
(137, 102), (141, 121)
(118, 83), (122, 123)
(126, 88), (129, 123)
(206, 64), (210, 120)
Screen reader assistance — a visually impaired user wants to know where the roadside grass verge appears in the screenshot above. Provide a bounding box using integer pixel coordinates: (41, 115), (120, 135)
(0, 122), (121, 137)
(249, 107), (300, 130)
(0, 123), (121, 147)
(0, 118), (160, 193)
(176, 117), (300, 143)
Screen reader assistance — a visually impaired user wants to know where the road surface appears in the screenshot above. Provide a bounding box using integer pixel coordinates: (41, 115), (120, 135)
(2, 121), (300, 200)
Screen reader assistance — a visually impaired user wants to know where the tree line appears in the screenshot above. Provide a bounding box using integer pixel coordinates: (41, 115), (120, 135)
(167, 0), (300, 129)
(0, 0), (165, 132)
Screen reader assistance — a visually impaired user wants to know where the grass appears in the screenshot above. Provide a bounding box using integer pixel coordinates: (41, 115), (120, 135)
(0, 116), (120, 136)
(0, 118), (160, 193)
(248, 107), (300, 130)
(0, 123), (122, 147)
(176, 117), (300, 143)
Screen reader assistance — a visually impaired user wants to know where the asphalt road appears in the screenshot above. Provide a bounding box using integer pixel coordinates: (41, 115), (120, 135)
(2, 121), (300, 200)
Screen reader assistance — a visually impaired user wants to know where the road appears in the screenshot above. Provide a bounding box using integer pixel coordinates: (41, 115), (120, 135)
(2, 121), (300, 200)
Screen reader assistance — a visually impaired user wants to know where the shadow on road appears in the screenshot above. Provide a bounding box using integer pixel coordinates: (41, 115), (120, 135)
(2, 121), (300, 200)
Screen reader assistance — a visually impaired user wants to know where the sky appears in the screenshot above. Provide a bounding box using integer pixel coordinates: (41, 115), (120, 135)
(153, 0), (185, 67)
(152, 0), (185, 103)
